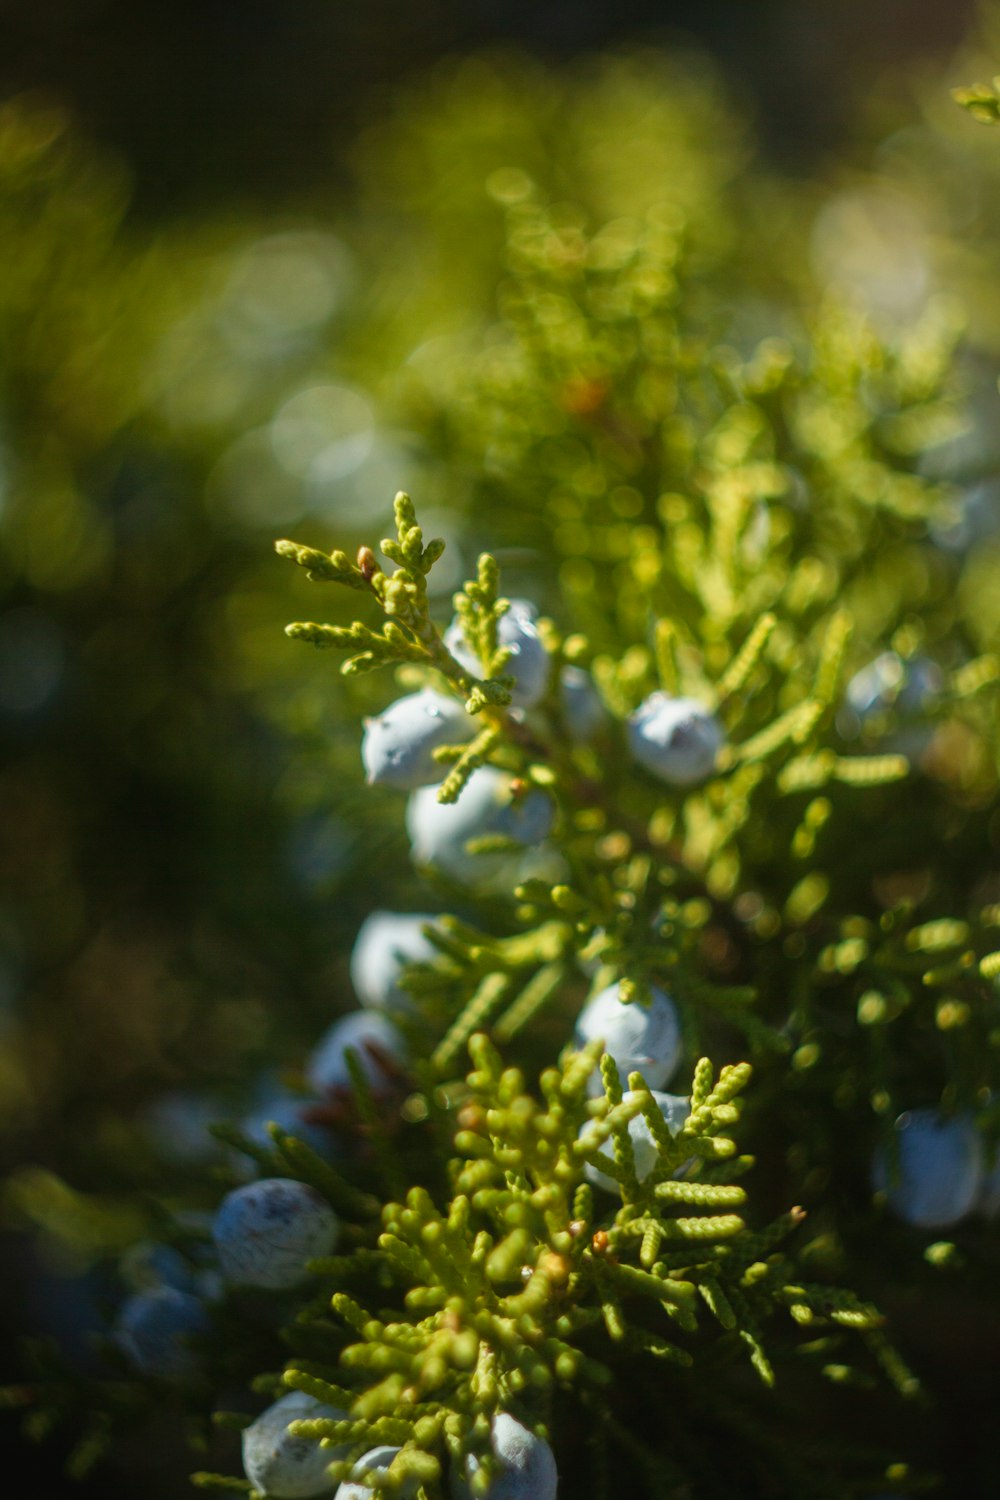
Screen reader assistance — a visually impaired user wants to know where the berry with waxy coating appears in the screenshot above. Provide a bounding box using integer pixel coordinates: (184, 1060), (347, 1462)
(840, 650), (943, 758)
(573, 981), (682, 1096)
(559, 665), (607, 742)
(845, 651), (942, 722)
(350, 910), (441, 1017)
(335, 1444), (418, 1500)
(213, 1178), (340, 1289)
(627, 693), (723, 787)
(361, 689), (473, 789)
(451, 1412), (558, 1500)
(306, 1009), (406, 1094)
(114, 1286), (209, 1378)
(579, 1089), (691, 1194)
(406, 765), (555, 894)
(871, 1108), (984, 1229)
(845, 652), (906, 720)
(242, 1390), (351, 1499)
(445, 598), (550, 708)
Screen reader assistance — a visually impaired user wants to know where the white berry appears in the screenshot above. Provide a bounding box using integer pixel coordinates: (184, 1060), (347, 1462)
(350, 911), (441, 1017)
(213, 1178), (340, 1289)
(335, 1444), (417, 1500)
(559, 666), (607, 742)
(573, 981), (682, 1097)
(405, 765), (554, 895)
(306, 1010), (405, 1095)
(451, 1413), (558, 1500)
(845, 651), (905, 719)
(445, 599), (550, 708)
(627, 693), (723, 787)
(243, 1391), (351, 1499)
(845, 651), (942, 722)
(871, 1108), (983, 1229)
(361, 690), (473, 790)
(579, 1089), (690, 1194)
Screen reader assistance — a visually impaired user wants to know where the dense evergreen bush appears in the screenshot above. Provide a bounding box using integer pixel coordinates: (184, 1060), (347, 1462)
(6, 35), (1000, 1500)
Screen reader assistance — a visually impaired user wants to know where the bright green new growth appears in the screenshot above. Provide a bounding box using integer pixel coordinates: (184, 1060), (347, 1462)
(250, 460), (967, 1492)
(191, 1039), (898, 1500)
(283, 436), (1000, 1197)
(953, 78), (1000, 124)
(278, 494), (515, 803)
(278, 492), (510, 708)
(201, 468), (940, 1492)
(450, 553), (513, 695)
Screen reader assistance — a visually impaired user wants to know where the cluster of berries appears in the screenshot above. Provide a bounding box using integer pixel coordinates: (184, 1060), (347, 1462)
(843, 649), (996, 1233)
(242, 1400), (556, 1500)
(362, 599), (724, 899)
(115, 600), (961, 1496)
(362, 597), (726, 795)
(118, 1191), (557, 1500)
(117, 886), (569, 1495)
(115, 1178), (339, 1377)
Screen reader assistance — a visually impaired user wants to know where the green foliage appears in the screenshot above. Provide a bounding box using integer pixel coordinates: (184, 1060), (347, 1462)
(279, 492), (512, 714)
(12, 487), (936, 1496)
(189, 1041), (903, 1500)
(11, 31), (1000, 1500)
(953, 79), (1000, 124)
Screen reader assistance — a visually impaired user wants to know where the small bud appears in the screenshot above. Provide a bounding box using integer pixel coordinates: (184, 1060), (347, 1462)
(357, 545), (381, 580)
(457, 1102), (488, 1133)
(537, 1250), (571, 1286)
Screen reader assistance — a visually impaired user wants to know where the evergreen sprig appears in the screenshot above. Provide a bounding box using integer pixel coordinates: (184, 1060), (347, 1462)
(953, 79), (1000, 124)
(215, 1038), (899, 1498)
(278, 492), (511, 713)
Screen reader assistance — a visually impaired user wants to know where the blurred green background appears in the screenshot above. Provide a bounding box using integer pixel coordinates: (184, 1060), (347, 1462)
(4, 0), (1000, 1493)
